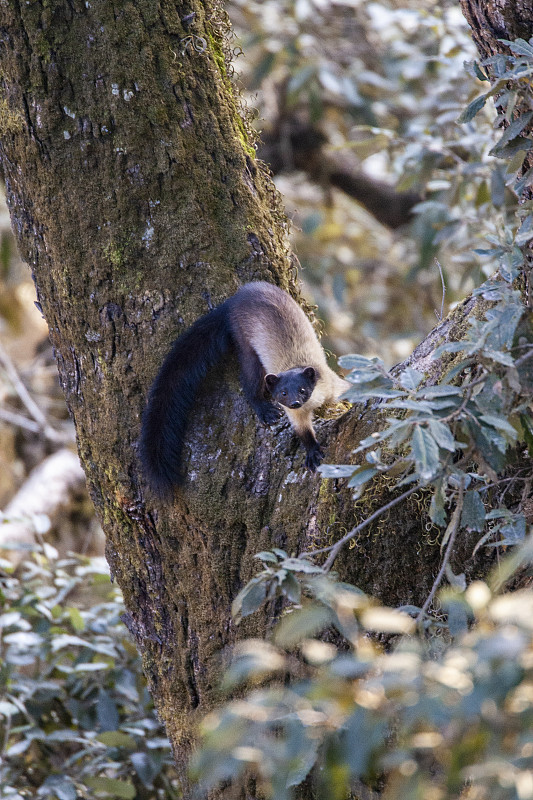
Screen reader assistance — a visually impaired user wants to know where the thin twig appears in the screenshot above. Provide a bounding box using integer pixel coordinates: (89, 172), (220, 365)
(0, 341), (63, 442)
(0, 406), (41, 433)
(478, 474), (529, 493)
(515, 347), (533, 367)
(300, 484), (421, 572)
(416, 479), (465, 624)
(437, 371), (487, 425)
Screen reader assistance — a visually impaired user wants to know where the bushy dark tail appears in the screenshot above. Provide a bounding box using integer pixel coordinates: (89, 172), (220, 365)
(139, 302), (232, 495)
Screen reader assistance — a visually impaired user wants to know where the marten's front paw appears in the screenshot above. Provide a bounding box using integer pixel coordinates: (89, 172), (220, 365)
(305, 445), (324, 472)
(259, 404), (283, 426)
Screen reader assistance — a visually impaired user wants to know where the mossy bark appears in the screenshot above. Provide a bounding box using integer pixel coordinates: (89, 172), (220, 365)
(0, 1), (508, 797)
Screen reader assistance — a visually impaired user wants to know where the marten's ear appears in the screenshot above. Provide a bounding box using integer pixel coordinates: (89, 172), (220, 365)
(303, 366), (316, 383)
(265, 373), (280, 391)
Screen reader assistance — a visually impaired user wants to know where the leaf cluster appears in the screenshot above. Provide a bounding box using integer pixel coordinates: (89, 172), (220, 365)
(318, 263), (531, 562)
(0, 550), (179, 800)
(193, 542), (533, 800)
(193, 35), (533, 799)
(312, 36), (533, 567)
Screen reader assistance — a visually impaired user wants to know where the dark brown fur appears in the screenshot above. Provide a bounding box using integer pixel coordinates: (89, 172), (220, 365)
(139, 282), (348, 494)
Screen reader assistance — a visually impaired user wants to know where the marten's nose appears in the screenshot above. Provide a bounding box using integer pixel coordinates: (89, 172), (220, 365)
(289, 401), (301, 409)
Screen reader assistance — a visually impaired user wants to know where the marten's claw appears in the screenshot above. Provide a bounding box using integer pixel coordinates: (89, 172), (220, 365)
(305, 445), (324, 472)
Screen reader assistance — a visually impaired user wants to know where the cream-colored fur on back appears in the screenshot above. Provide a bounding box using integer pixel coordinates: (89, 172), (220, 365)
(229, 282), (348, 405)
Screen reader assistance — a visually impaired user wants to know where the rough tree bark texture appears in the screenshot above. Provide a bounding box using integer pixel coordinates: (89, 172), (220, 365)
(0, 0), (512, 796)
(460, 0), (533, 60)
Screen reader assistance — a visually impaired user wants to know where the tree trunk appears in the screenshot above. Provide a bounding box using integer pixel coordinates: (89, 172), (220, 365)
(0, 0), (520, 796)
(460, 0), (533, 61)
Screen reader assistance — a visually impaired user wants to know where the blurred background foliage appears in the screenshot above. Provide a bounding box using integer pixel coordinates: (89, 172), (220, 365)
(0, 549), (180, 799)
(229, 0), (506, 360)
(193, 544), (533, 800)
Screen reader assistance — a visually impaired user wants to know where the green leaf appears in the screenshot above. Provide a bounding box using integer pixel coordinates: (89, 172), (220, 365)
(387, 399), (438, 413)
(38, 776), (77, 800)
(457, 93), (487, 123)
(274, 605), (333, 648)
(344, 387), (404, 400)
(419, 385), (463, 398)
(343, 707), (387, 774)
(442, 596), (469, 636)
(487, 301), (523, 351)
(318, 464), (357, 478)
(42, 730), (86, 742)
(284, 727), (319, 789)
(232, 577), (267, 623)
(491, 514), (526, 546)
(254, 551), (279, 563)
(0, 701), (19, 717)
(222, 641), (285, 689)
(399, 367), (424, 391)
(463, 60), (488, 81)
(347, 467), (378, 489)
(280, 572), (301, 604)
(280, 558), (324, 574)
(339, 354), (383, 370)
(515, 213), (533, 245)
(6, 738), (32, 757)
(433, 341), (470, 357)
(97, 690), (119, 732)
(84, 777), (135, 799)
(514, 165), (533, 197)
(411, 426), (440, 482)
(428, 420), (456, 452)
(520, 413), (533, 455)
(252, 51), (277, 88)
(65, 606), (85, 632)
(489, 136), (531, 159)
(96, 731), (137, 749)
(288, 64), (317, 95)
(461, 491), (486, 532)
(130, 751), (161, 788)
(479, 414), (518, 441)
(429, 484), (447, 527)
(502, 37), (533, 57)
(481, 348), (515, 367)
(490, 111), (533, 154)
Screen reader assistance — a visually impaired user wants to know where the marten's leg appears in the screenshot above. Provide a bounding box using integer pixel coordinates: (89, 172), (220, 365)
(284, 407), (324, 471)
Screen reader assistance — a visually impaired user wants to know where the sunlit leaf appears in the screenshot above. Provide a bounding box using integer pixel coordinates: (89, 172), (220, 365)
(411, 426), (440, 482)
(84, 777), (135, 799)
(97, 731), (137, 749)
(399, 367), (424, 391)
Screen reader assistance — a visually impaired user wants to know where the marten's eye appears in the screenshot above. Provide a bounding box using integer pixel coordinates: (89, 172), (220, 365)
(281, 390), (287, 396)
(299, 387), (306, 395)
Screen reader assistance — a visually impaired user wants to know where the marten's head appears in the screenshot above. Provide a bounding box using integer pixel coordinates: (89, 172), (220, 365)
(264, 367), (318, 409)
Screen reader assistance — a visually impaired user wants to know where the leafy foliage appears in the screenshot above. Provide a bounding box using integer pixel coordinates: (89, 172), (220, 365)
(229, 0), (520, 360)
(315, 37), (533, 560)
(193, 544), (533, 800)
(193, 35), (533, 800)
(0, 550), (179, 800)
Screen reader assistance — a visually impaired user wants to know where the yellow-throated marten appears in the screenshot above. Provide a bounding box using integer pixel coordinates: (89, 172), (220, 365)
(139, 282), (349, 494)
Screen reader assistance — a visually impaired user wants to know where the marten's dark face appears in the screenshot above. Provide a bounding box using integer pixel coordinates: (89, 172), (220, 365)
(264, 366), (318, 409)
